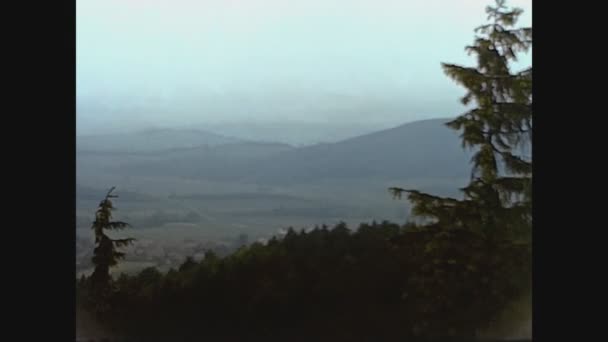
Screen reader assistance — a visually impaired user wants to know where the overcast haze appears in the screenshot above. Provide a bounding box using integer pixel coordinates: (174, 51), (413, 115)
(77, 0), (531, 136)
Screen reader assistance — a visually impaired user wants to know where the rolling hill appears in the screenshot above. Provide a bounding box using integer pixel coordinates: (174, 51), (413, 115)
(240, 118), (472, 185)
(110, 118), (473, 185)
(76, 128), (241, 153)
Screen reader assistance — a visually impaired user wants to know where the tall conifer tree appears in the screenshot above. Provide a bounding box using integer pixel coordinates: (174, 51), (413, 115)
(389, 0), (532, 336)
(89, 187), (135, 314)
(391, 0), (531, 242)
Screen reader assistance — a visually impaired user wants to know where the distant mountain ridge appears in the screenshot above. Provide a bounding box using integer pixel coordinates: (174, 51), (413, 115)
(78, 141), (293, 157)
(193, 121), (395, 146)
(108, 118), (475, 185)
(239, 118), (473, 184)
(77, 128), (241, 153)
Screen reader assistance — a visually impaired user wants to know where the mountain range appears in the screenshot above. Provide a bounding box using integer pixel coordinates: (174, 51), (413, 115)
(77, 128), (240, 153)
(82, 118), (472, 185)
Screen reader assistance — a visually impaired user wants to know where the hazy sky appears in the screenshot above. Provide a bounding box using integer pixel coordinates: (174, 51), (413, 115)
(77, 0), (532, 135)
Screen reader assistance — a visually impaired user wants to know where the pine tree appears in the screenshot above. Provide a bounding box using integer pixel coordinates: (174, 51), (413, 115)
(391, 0), (532, 242)
(389, 0), (532, 336)
(88, 186), (135, 314)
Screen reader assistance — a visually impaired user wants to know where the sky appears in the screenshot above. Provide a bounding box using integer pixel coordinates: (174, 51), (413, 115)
(77, 0), (532, 135)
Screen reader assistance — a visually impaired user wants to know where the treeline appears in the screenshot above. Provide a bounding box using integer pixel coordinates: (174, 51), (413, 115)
(77, 220), (530, 341)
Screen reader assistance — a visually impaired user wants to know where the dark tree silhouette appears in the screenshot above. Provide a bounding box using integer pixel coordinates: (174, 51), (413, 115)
(391, 0), (531, 241)
(88, 187), (135, 315)
(389, 0), (532, 337)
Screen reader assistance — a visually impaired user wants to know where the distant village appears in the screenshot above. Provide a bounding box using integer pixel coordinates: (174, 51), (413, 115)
(76, 235), (243, 276)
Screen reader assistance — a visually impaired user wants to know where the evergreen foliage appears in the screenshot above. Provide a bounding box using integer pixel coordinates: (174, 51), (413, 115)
(388, 0), (532, 336)
(85, 187), (135, 316)
(390, 0), (532, 243)
(77, 220), (530, 341)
